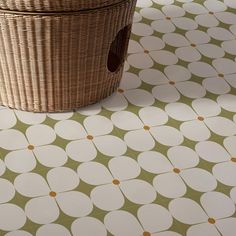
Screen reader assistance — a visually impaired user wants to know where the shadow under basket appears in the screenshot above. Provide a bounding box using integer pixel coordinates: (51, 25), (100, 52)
(0, 0), (137, 112)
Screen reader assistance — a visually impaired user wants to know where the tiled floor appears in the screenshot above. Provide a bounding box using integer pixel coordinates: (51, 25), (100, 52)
(1, 0), (236, 235)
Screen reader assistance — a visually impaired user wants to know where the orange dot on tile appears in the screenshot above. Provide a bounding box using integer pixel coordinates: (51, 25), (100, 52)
(231, 157), (236, 163)
(191, 43), (196, 47)
(27, 145), (34, 150)
(143, 232), (151, 236)
(117, 88), (124, 93)
(197, 116), (204, 121)
(166, 16), (171, 20)
(49, 191), (57, 197)
(144, 49), (149, 54)
(169, 81), (175, 85)
(173, 168), (181, 174)
(208, 218), (216, 224)
(112, 179), (120, 185)
(143, 125), (150, 131)
(87, 135), (94, 140)
(209, 11), (214, 15)
(218, 73), (224, 78)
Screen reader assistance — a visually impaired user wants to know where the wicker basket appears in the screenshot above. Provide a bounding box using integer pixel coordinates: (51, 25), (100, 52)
(0, 0), (137, 112)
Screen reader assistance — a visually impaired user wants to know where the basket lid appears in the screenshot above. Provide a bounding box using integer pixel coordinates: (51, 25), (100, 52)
(0, 0), (125, 12)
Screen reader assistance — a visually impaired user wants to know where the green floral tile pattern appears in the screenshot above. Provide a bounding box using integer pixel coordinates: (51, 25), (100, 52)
(0, 0), (236, 235)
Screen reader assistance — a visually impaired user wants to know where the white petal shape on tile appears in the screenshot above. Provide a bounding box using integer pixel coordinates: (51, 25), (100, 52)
(120, 72), (141, 90)
(56, 191), (93, 217)
(0, 179), (15, 203)
(47, 112), (73, 120)
(0, 204), (26, 231)
(139, 106), (168, 126)
(36, 224), (71, 236)
(0, 159), (5, 176)
(215, 12), (236, 25)
(195, 141), (230, 163)
(202, 77), (231, 95)
(77, 162), (113, 185)
(5, 230), (33, 236)
(207, 27), (234, 41)
(138, 204), (173, 232)
(25, 196), (59, 224)
(66, 139), (97, 162)
(132, 23), (154, 36)
(71, 217), (107, 236)
(188, 62), (217, 78)
(124, 61), (129, 72)
(224, 0), (236, 8)
(187, 223), (221, 236)
(167, 146), (199, 169)
(54, 120), (87, 140)
(165, 102), (196, 121)
(151, 19), (176, 33)
(195, 14), (219, 28)
(0, 129), (28, 150)
(5, 150), (36, 173)
(138, 151), (173, 174)
(169, 198), (208, 224)
(201, 191), (235, 219)
(15, 110), (46, 125)
(140, 36), (165, 51)
(230, 24), (236, 35)
(109, 156), (140, 181)
(185, 30), (211, 44)
(136, 0), (153, 8)
(154, 232), (182, 236)
(175, 46), (201, 62)
(101, 93), (128, 112)
(26, 125), (56, 146)
(192, 98), (221, 117)
(222, 40), (236, 55)
(172, 17), (198, 30)
(120, 179), (157, 204)
(77, 103), (101, 116)
(217, 94), (236, 112)
(216, 218), (236, 236)
(0, 109), (16, 129)
(224, 136), (236, 156)
(153, 0), (174, 5)
(139, 69), (169, 85)
(104, 211), (143, 236)
(84, 115), (113, 136)
(128, 40), (143, 54)
(151, 126), (184, 146)
(205, 117), (236, 136)
(152, 85), (180, 103)
(47, 167), (79, 193)
(111, 111), (143, 130)
(162, 5), (185, 17)
(34, 145), (67, 168)
(150, 50), (178, 65)
(197, 44), (225, 59)
(127, 53), (154, 69)
(153, 173), (187, 198)
(180, 120), (211, 141)
(94, 135), (127, 157)
(140, 8), (165, 20)
(225, 73), (236, 88)
(14, 173), (50, 197)
(181, 168), (217, 192)
(164, 65), (191, 82)
(183, 2), (208, 14)
(91, 184), (124, 211)
(125, 89), (155, 107)
(230, 187), (236, 204)
(213, 58), (236, 74)
(124, 129), (155, 151)
(163, 33), (189, 47)
(204, 0), (227, 12)
(213, 162), (236, 186)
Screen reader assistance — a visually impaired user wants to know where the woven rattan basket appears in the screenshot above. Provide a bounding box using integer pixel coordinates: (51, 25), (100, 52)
(0, 0), (137, 112)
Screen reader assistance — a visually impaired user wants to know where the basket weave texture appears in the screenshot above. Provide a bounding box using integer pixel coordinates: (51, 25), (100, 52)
(0, 0), (137, 112)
